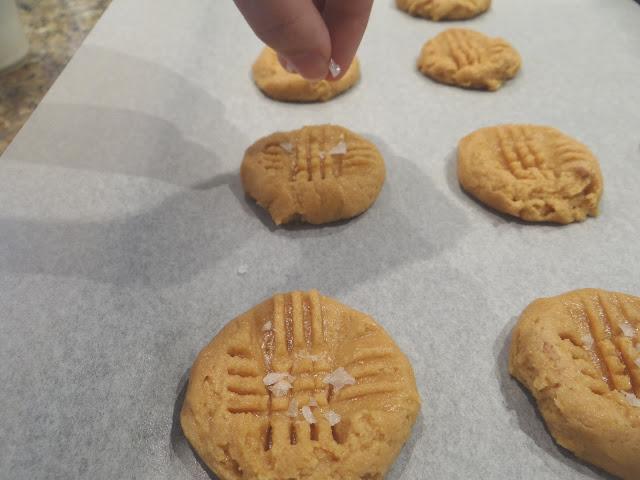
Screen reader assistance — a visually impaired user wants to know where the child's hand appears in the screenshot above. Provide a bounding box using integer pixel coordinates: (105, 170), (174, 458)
(234, 0), (373, 81)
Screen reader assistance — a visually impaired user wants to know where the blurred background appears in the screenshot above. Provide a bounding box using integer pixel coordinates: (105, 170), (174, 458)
(0, 0), (111, 154)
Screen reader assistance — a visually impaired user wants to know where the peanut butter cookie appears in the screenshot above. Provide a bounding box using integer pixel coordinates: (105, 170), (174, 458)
(396, 0), (491, 21)
(510, 289), (640, 480)
(181, 290), (421, 480)
(457, 125), (603, 224)
(252, 48), (360, 103)
(241, 125), (386, 225)
(417, 29), (521, 91)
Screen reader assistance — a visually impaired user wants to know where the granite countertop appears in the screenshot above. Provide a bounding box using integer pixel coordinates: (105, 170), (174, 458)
(0, 0), (111, 154)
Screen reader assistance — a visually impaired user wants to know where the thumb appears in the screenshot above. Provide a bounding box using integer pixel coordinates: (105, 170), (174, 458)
(234, 0), (331, 81)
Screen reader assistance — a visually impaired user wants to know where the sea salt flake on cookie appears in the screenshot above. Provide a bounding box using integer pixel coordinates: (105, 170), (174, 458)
(323, 367), (356, 392)
(329, 140), (347, 156)
(296, 352), (321, 361)
(263, 372), (294, 386)
(287, 398), (299, 417)
(624, 392), (640, 407)
(269, 380), (293, 397)
(280, 142), (294, 153)
(324, 410), (341, 426)
(302, 406), (317, 424)
(581, 334), (594, 348)
(620, 323), (635, 338)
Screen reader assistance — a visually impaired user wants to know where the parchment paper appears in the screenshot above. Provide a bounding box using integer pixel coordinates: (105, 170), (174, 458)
(1, 1), (639, 478)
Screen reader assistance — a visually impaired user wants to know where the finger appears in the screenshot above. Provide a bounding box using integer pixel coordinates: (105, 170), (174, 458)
(234, 0), (331, 80)
(321, 0), (373, 80)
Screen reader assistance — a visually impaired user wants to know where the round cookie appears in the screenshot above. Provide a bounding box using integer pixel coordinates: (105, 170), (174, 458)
(252, 48), (360, 103)
(181, 290), (421, 480)
(509, 289), (640, 479)
(457, 124), (603, 224)
(417, 28), (521, 91)
(241, 125), (386, 225)
(396, 0), (491, 21)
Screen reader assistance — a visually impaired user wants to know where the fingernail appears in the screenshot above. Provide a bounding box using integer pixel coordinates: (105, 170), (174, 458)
(284, 59), (297, 73)
(328, 59), (342, 78)
(278, 53), (297, 73)
(283, 52), (328, 81)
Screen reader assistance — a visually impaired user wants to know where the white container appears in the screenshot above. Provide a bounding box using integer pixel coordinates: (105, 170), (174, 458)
(0, 0), (29, 72)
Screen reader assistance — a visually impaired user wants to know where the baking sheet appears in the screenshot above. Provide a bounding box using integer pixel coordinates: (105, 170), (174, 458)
(1, 0), (639, 478)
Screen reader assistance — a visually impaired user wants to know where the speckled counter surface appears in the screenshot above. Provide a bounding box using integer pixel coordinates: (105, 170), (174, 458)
(0, 0), (112, 154)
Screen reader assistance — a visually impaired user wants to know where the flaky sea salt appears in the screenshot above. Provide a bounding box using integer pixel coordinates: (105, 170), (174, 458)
(323, 367), (356, 392)
(624, 392), (640, 407)
(263, 372), (294, 386)
(308, 397), (318, 407)
(301, 406), (316, 424)
(581, 334), (594, 348)
(328, 59), (341, 78)
(262, 321), (273, 332)
(323, 410), (341, 426)
(280, 142), (294, 153)
(269, 380), (293, 397)
(296, 352), (321, 361)
(287, 398), (298, 418)
(237, 265), (248, 275)
(329, 140), (347, 156)
(620, 323), (636, 338)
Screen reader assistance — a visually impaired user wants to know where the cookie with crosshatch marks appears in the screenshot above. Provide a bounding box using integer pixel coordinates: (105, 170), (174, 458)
(241, 125), (386, 225)
(396, 0), (490, 21)
(417, 29), (521, 91)
(509, 289), (640, 479)
(180, 290), (420, 480)
(457, 125), (603, 224)
(252, 47), (360, 103)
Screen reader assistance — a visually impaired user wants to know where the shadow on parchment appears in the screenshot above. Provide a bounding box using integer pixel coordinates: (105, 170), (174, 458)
(0, 46), (471, 292)
(267, 135), (471, 298)
(170, 368), (218, 480)
(0, 46), (262, 287)
(386, 412), (425, 480)
(494, 317), (616, 480)
(0, 123), (469, 290)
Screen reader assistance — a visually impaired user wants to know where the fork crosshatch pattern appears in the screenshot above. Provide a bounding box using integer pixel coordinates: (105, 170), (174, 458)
(241, 126), (386, 225)
(457, 125), (603, 224)
(180, 290), (421, 480)
(510, 289), (640, 479)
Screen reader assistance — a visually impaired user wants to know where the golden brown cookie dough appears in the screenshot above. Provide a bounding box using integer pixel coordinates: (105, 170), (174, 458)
(417, 29), (521, 91)
(252, 48), (360, 103)
(241, 125), (386, 225)
(181, 290), (421, 480)
(510, 289), (640, 480)
(396, 0), (490, 21)
(457, 125), (603, 224)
